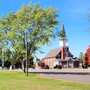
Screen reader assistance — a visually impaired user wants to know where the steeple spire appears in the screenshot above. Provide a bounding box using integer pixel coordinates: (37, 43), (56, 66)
(59, 24), (68, 47)
(59, 24), (67, 40)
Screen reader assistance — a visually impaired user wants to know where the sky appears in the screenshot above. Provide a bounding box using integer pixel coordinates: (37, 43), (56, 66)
(0, 0), (90, 59)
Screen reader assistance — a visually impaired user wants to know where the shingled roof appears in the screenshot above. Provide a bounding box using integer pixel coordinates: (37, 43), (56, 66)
(46, 48), (60, 58)
(42, 47), (73, 60)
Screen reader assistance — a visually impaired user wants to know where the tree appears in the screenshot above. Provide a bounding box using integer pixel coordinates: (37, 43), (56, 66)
(79, 52), (85, 63)
(0, 4), (58, 74)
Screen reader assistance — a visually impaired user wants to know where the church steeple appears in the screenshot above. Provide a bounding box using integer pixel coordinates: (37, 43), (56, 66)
(59, 24), (67, 40)
(59, 24), (68, 60)
(59, 24), (68, 47)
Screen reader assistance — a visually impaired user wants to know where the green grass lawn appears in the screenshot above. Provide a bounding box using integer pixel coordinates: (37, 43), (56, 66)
(0, 71), (89, 90)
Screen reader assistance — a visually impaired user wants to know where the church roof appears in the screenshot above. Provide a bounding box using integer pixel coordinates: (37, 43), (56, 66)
(46, 48), (60, 58)
(42, 47), (73, 60)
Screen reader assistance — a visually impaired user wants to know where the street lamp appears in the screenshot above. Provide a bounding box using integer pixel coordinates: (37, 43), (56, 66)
(25, 30), (30, 76)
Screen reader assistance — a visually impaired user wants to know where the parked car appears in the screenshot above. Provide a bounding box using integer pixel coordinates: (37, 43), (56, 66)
(53, 60), (62, 69)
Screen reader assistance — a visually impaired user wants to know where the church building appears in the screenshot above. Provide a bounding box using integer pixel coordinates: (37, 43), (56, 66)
(39, 25), (79, 69)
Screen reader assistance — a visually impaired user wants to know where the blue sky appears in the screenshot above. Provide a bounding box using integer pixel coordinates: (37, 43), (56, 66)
(0, 0), (90, 58)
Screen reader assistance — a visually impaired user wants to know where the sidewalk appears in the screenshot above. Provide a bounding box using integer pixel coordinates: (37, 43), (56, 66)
(29, 68), (90, 75)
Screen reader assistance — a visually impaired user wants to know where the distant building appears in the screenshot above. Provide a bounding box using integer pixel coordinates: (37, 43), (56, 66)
(85, 46), (90, 65)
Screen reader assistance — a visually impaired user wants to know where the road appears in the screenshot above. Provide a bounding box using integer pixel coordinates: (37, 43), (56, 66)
(29, 68), (90, 84)
(41, 74), (90, 84)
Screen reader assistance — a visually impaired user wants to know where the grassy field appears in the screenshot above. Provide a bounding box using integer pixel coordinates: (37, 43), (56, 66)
(0, 71), (89, 90)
